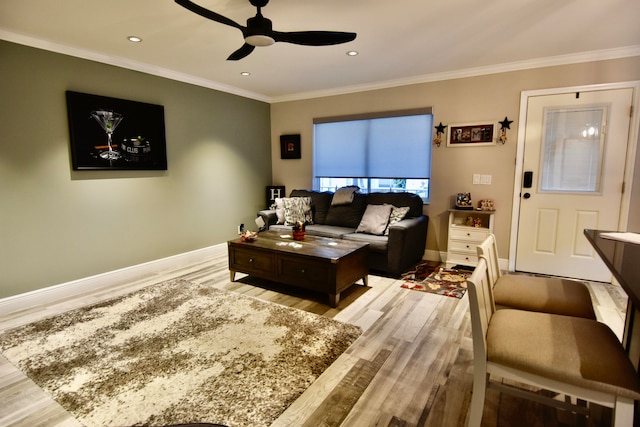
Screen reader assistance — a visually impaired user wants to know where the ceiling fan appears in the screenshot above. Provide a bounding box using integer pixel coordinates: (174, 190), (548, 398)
(175, 0), (357, 60)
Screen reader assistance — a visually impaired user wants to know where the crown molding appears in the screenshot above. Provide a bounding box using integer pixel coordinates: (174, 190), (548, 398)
(0, 29), (271, 103)
(2, 28), (638, 104)
(270, 45), (640, 103)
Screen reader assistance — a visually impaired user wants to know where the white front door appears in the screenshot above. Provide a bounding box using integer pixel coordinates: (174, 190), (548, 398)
(515, 87), (633, 281)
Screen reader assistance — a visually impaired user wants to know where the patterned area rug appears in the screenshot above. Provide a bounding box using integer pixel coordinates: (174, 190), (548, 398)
(0, 279), (361, 427)
(401, 262), (470, 299)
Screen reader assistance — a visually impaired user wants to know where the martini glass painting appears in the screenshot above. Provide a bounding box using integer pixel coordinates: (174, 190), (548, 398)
(91, 110), (123, 160)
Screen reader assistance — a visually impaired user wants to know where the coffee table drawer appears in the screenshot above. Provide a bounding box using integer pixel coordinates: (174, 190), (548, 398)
(230, 248), (276, 276)
(278, 256), (330, 288)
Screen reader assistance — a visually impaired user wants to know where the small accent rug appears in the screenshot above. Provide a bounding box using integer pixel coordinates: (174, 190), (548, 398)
(401, 262), (470, 299)
(0, 279), (361, 426)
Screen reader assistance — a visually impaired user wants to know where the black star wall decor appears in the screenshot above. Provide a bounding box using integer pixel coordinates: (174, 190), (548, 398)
(498, 117), (513, 144)
(499, 116), (513, 130)
(435, 122), (447, 134)
(434, 122), (447, 147)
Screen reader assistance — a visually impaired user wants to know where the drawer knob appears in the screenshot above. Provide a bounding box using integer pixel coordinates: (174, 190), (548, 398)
(466, 232), (471, 236)
(466, 245), (470, 249)
(301, 269), (305, 273)
(249, 258), (254, 263)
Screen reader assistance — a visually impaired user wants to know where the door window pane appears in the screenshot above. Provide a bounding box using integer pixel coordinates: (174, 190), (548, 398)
(540, 107), (606, 193)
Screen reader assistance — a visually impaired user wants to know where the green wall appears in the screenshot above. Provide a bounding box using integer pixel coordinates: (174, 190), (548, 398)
(0, 41), (271, 299)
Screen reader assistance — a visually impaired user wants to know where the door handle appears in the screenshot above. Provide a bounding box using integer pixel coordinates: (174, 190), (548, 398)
(523, 193), (531, 199)
(523, 171), (533, 188)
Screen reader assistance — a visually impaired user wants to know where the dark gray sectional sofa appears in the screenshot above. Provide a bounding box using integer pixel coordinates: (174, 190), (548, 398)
(257, 189), (428, 276)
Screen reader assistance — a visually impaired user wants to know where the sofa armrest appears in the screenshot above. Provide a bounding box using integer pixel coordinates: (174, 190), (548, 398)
(257, 209), (278, 230)
(386, 215), (429, 275)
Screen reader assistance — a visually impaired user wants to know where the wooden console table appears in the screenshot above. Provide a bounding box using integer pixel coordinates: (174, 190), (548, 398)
(228, 231), (368, 307)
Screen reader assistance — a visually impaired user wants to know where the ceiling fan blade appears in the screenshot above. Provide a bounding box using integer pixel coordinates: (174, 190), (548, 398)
(227, 44), (256, 61)
(272, 31), (356, 46)
(175, 0), (244, 30)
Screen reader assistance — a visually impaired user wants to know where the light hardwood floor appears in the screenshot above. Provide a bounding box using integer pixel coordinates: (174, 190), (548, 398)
(0, 246), (629, 427)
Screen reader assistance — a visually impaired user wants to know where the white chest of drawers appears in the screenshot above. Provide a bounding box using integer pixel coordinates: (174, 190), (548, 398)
(446, 209), (495, 268)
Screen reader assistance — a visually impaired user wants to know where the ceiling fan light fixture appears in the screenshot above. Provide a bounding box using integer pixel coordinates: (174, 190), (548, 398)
(175, 0), (357, 60)
(245, 34), (275, 47)
(127, 36), (142, 43)
(347, 50), (358, 56)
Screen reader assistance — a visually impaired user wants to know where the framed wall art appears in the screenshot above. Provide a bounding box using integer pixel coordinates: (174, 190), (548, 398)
(66, 91), (168, 170)
(447, 122), (496, 147)
(280, 134), (301, 159)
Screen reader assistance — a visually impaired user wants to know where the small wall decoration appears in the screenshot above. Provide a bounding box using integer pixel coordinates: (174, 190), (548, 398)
(66, 91), (167, 170)
(280, 134), (301, 159)
(447, 122), (496, 147)
(266, 185), (285, 209)
(498, 116), (513, 144)
(434, 122), (447, 147)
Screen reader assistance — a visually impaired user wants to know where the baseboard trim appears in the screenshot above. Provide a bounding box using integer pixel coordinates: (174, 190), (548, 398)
(424, 249), (443, 262)
(0, 243), (226, 316)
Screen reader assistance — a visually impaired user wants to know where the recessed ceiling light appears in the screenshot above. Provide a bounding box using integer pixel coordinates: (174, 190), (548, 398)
(127, 36), (142, 43)
(240, 71), (251, 76)
(346, 50), (358, 56)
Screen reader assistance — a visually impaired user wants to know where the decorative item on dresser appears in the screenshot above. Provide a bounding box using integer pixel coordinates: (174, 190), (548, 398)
(446, 208), (495, 269)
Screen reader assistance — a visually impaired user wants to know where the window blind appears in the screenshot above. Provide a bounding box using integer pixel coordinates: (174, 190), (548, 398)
(313, 110), (432, 179)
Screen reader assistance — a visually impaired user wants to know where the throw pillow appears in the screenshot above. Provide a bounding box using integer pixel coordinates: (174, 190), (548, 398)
(356, 204), (393, 235)
(384, 205), (410, 235)
(274, 198), (286, 224)
(283, 197), (314, 226)
(331, 186), (360, 206)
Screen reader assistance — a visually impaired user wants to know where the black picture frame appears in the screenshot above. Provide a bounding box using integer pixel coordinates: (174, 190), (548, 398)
(280, 134), (301, 159)
(66, 91), (168, 170)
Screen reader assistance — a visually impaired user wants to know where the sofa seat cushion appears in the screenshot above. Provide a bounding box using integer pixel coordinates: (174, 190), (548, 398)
(343, 232), (388, 253)
(305, 225), (355, 239)
(267, 224), (292, 233)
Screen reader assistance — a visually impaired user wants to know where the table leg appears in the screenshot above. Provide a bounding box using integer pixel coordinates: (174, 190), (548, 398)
(229, 270), (236, 282)
(362, 275), (368, 286)
(329, 293), (340, 308)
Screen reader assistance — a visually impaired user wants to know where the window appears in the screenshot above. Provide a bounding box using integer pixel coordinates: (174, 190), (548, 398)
(540, 106), (606, 193)
(313, 108), (433, 201)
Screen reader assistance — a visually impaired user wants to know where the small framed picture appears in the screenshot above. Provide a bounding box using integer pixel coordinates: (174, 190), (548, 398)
(447, 122), (496, 147)
(280, 134), (301, 159)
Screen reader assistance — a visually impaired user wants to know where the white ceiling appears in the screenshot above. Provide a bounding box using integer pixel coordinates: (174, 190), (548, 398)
(1, 0), (639, 103)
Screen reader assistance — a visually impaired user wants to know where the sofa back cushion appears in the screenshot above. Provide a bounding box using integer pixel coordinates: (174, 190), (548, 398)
(366, 192), (424, 218)
(325, 193), (368, 228)
(290, 189), (333, 224)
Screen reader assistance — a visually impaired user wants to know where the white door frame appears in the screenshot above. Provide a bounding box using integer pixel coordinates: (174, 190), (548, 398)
(509, 81), (640, 272)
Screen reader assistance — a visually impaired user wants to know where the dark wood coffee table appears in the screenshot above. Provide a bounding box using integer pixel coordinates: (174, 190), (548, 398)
(228, 231), (369, 307)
